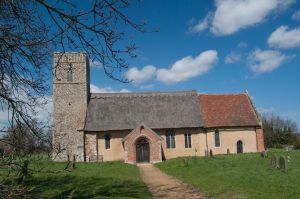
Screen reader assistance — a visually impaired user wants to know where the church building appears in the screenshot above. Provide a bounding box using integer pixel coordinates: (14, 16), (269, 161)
(52, 52), (265, 163)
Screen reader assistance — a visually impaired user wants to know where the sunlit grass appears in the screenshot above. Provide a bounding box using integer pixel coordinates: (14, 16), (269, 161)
(156, 150), (300, 199)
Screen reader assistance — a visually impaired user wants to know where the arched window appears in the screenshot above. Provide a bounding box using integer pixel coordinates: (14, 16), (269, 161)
(67, 67), (73, 82)
(214, 129), (220, 147)
(237, 140), (243, 153)
(105, 134), (110, 149)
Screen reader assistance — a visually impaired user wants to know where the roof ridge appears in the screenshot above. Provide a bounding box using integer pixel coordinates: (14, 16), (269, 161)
(199, 93), (245, 96)
(90, 90), (197, 98)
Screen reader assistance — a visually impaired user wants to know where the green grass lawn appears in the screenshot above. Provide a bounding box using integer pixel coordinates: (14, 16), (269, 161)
(156, 150), (300, 199)
(0, 156), (151, 199)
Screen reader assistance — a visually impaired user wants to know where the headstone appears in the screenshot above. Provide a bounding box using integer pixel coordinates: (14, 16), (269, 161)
(181, 158), (189, 167)
(205, 150), (209, 157)
(279, 156), (287, 172)
(271, 155), (279, 169)
(209, 149), (213, 157)
(261, 150), (267, 158)
(227, 149), (230, 155)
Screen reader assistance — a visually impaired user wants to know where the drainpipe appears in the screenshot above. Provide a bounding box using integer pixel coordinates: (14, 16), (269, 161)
(204, 128), (209, 155)
(96, 133), (99, 161)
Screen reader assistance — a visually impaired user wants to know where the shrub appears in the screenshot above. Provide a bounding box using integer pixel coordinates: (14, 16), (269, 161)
(293, 139), (300, 149)
(0, 148), (4, 156)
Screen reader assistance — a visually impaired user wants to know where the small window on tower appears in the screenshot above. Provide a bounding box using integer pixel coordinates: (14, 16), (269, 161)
(67, 67), (73, 82)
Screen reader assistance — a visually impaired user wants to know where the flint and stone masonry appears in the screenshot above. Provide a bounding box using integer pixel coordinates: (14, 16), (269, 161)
(53, 53), (89, 161)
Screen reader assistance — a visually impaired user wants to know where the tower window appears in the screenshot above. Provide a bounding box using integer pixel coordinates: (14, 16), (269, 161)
(67, 67), (73, 82)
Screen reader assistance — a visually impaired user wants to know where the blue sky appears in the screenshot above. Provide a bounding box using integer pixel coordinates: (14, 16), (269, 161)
(1, 0), (298, 130)
(89, 0), (300, 128)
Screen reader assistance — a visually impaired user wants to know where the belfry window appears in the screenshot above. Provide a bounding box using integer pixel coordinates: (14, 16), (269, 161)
(67, 67), (73, 82)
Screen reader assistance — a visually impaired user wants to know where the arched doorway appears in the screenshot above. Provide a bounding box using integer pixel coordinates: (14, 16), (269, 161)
(237, 140), (243, 154)
(136, 138), (150, 163)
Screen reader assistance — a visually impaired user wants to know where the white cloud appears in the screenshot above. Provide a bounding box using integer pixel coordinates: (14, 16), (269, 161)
(212, 0), (295, 36)
(225, 42), (249, 64)
(248, 49), (287, 74)
(156, 50), (218, 84)
(190, 0), (295, 36)
(90, 60), (103, 69)
(292, 10), (300, 21)
(188, 13), (212, 33)
(90, 84), (130, 93)
(140, 84), (155, 89)
(0, 109), (9, 131)
(124, 65), (156, 84)
(268, 26), (300, 48)
(237, 42), (248, 48)
(0, 95), (53, 131)
(35, 96), (53, 125)
(225, 52), (241, 64)
(257, 107), (275, 114)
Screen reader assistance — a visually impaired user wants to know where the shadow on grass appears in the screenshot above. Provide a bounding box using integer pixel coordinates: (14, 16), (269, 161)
(27, 175), (150, 199)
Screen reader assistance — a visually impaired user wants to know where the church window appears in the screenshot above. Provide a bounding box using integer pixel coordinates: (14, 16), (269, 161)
(166, 130), (176, 148)
(67, 67), (73, 82)
(184, 133), (192, 148)
(215, 129), (220, 147)
(105, 134), (110, 149)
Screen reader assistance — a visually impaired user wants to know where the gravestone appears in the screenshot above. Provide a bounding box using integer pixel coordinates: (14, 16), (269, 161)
(271, 155), (279, 169)
(227, 149), (230, 155)
(209, 149), (213, 157)
(261, 150), (267, 158)
(279, 156), (287, 172)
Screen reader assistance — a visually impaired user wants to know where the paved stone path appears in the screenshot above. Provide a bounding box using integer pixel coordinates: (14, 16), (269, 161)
(138, 163), (206, 199)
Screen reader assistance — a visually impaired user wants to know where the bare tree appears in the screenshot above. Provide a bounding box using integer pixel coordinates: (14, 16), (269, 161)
(0, 0), (150, 196)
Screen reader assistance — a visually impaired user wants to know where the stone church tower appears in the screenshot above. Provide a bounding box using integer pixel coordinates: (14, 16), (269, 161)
(52, 52), (90, 161)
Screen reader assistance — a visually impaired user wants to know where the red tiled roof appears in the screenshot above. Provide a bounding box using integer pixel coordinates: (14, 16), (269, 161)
(199, 93), (260, 128)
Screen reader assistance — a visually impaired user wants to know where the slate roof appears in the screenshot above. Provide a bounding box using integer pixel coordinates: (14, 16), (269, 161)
(199, 93), (260, 128)
(84, 91), (203, 131)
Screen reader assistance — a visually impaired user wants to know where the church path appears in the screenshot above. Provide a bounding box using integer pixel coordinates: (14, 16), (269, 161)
(138, 163), (206, 199)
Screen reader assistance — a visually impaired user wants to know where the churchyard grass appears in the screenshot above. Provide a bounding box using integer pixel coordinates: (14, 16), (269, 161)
(156, 149), (300, 199)
(0, 156), (151, 198)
